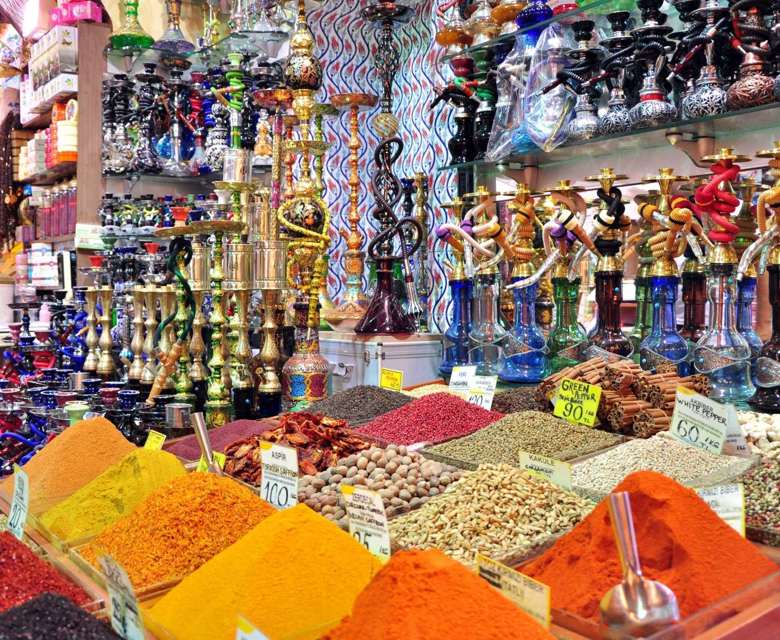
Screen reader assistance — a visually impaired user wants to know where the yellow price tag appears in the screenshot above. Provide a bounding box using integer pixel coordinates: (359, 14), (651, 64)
(379, 368), (404, 392)
(553, 378), (602, 427)
(236, 615), (268, 639)
(196, 451), (226, 473)
(518, 451), (572, 491)
(143, 430), (167, 450)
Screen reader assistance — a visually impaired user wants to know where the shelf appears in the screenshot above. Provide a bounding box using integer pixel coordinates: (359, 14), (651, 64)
(19, 161), (77, 186)
(20, 111), (52, 130)
(437, 101), (780, 175)
(40, 234), (75, 244)
(440, 0), (614, 63)
(103, 164), (272, 185)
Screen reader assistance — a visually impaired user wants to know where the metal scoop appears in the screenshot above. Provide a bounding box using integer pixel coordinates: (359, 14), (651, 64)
(600, 492), (680, 638)
(192, 412), (223, 476)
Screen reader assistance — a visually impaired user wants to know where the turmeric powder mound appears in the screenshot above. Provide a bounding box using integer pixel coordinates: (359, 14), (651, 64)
(523, 471), (778, 620)
(324, 549), (555, 640)
(81, 473), (275, 591)
(0, 417), (134, 516)
(144, 504), (381, 640)
(40, 449), (186, 543)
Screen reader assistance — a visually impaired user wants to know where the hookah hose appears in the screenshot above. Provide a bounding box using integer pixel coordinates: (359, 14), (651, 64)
(187, 86), (203, 132)
(146, 236), (195, 406)
(694, 162), (741, 244)
(730, 0), (771, 54)
(225, 59), (245, 113)
(203, 71), (218, 128)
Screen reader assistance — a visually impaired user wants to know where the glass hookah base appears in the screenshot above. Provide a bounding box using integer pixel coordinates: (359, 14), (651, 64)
(498, 353), (546, 383)
(354, 289), (416, 334)
(255, 391), (282, 418)
(748, 387), (780, 414)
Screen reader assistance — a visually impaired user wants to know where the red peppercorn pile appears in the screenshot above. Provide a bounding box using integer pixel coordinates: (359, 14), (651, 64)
(356, 392), (503, 446)
(0, 531), (90, 613)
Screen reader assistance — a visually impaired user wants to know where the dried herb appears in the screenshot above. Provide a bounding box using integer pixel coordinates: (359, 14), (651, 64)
(0, 593), (119, 640)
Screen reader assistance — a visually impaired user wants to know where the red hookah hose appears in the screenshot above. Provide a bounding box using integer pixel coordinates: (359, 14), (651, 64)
(693, 162), (740, 244)
(188, 88), (203, 131)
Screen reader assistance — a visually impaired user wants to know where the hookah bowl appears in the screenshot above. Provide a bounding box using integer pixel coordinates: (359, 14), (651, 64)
(727, 0), (775, 109)
(109, 0), (154, 51)
(629, 72), (678, 129)
(598, 89), (632, 136)
(682, 66), (728, 118)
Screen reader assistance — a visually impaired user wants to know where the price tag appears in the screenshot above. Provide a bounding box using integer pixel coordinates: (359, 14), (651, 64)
(553, 378), (602, 427)
(449, 365), (477, 393)
(260, 442), (298, 510)
(235, 615), (268, 640)
(379, 368), (404, 392)
(670, 387), (728, 455)
(696, 484), (745, 536)
(99, 555), (145, 640)
(7, 465), (28, 541)
(143, 430), (167, 450)
(466, 375), (498, 410)
(518, 451), (572, 491)
(476, 554), (551, 629)
(341, 485), (391, 561)
(196, 451), (226, 473)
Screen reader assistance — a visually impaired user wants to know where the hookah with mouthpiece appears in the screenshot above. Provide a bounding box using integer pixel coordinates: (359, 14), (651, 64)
(597, 11), (636, 136)
(727, 0), (775, 109)
(693, 148), (755, 403)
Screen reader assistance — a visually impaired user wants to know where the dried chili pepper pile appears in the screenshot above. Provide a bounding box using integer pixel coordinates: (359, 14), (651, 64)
(0, 593), (119, 639)
(0, 532), (90, 613)
(356, 393), (503, 446)
(224, 412), (372, 483)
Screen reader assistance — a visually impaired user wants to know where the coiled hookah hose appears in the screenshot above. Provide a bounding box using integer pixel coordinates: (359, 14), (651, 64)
(146, 236), (195, 405)
(693, 161), (741, 244)
(367, 138), (424, 314)
(730, 0), (772, 57)
(225, 55), (245, 114)
(203, 68), (218, 128)
(638, 195), (709, 260)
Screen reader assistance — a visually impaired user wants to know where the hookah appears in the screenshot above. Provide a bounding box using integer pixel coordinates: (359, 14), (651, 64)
(186, 235), (210, 412)
(597, 11), (636, 136)
(570, 168), (633, 358)
(499, 185), (548, 382)
(204, 66), (230, 173)
(627, 0), (677, 129)
(104, 74), (135, 176)
(413, 173), (433, 333)
(108, 0), (154, 52)
(431, 83), (478, 165)
(436, 198), (473, 375)
(161, 67), (195, 177)
(559, 20), (604, 143)
(740, 143), (780, 410)
(693, 148), (755, 404)
(638, 186), (701, 374)
(727, 0), (775, 109)
(277, 0), (331, 405)
(510, 181), (594, 371)
(154, 0), (195, 54)
(328, 92), (379, 327)
(628, 189), (660, 353)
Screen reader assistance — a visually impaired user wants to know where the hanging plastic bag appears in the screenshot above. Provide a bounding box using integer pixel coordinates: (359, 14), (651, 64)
(523, 22), (575, 152)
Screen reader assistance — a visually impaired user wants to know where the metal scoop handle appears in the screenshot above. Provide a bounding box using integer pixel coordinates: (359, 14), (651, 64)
(609, 492), (643, 584)
(192, 412), (223, 475)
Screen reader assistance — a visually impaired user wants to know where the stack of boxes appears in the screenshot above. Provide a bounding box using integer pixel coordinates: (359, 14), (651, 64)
(20, 25), (78, 120)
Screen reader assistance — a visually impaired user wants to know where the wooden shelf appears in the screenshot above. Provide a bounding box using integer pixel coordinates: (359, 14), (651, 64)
(19, 161), (77, 186)
(39, 233), (75, 244)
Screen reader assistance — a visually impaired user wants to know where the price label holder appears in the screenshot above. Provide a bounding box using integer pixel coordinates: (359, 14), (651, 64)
(553, 378), (602, 427)
(235, 615), (269, 640)
(341, 485), (391, 562)
(143, 430), (167, 450)
(670, 387), (729, 455)
(7, 465), (29, 541)
(518, 452), (572, 491)
(379, 368), (404, 392)
(260, 442), (298, 510)
(99, 555), (145, 640)
(466, 375), (498, 410)
(196, 451), (226, 473)
(476, 554), (551, 629)
(695, 484), (745, 536)
(449, 365), (477, 394)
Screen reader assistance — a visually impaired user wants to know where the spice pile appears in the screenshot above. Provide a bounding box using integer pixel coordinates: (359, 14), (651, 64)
(403, 383), (464, 399)
(0, 532), (90, 613)
(0, 417), (134, 515)
(537, 358), (710, 436)
(0, 593), (119, 640)
(390, 464), (593, 565)
(224, 412), (371, 482)
(523, 471), (777, 619)
(80, 473), (275, 590)
(323, 549), (555, 640)
(299, 445), (463, 526)
(164, 418), (278, 460)
(492, 387), (545, 414)
(144, 504), (381, 640)
(742, 460), (780, 535)
(425, 411), (621, 467)
(738, 410), (780, 459)
(357, 393), (502, 446)
(40, 448), (186, 543)
(308, 385), (412, 423)
(571, 434), (754, 496)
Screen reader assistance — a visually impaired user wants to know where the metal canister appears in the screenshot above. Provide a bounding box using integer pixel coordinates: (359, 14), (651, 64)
(224, 242), (253, 290)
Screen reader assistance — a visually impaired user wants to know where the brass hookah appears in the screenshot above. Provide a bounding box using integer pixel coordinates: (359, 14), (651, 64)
(187, 238), (210, 411)
(277, 0), (331, 405)
(413, 172), (433, 333)
(83, 287), (100, 373)
(96, 286), (115, 378)
(140, 285), (159, 389)
(328, 92), (379, 328)
(127, 286), (145, 383)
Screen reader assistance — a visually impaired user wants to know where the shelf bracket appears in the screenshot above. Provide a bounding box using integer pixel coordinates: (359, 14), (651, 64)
(665, 131), (715, 169)
(503, 163), (539, 192)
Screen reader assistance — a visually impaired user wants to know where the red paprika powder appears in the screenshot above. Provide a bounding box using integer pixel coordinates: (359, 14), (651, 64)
(523, 471), (777, 620)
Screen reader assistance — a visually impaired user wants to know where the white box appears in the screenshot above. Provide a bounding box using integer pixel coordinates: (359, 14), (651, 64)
(320, 331), (443, 395)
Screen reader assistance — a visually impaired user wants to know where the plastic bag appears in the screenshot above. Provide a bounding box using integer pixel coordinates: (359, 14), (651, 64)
(523, 22), (575, 152)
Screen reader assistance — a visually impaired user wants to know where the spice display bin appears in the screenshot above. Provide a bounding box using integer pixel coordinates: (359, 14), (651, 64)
(320, 331), (442, 394)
